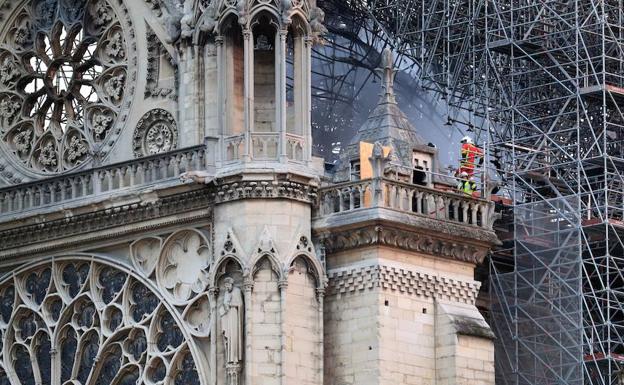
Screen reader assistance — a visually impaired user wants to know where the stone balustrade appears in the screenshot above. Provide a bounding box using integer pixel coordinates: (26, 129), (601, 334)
(0, 146), (208, 217)
(316, 178), (496, 230)
(250, 132), (280, 159)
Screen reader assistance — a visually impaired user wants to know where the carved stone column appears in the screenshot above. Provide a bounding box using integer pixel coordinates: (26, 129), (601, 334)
(50, 348), (57, 385)
(179, 41), (204, 146)
(277, 29), (288, 163)
(226, 364), (241, 385)
(216, 35), (225, 167)
(303, 36), (313, 163)
(316, 287), (325, 382)
(243, 29), (253, 162)
(243, 278), (254, 385)
(278, 279), (288, 385)
(209, 287), (218, 385)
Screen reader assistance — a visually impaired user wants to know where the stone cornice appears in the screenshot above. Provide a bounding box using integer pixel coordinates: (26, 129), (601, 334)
(315, 222), (491, 264)
(327, 264), (481, 305)
(313, 206), (499, 245)
(214, 179), (317, 204)
(0, 187), (215, 257)
(0, 177), (318, 258)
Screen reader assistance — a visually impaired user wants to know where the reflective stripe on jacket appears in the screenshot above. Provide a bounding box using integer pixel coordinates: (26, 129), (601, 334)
(460, 143), (483, 169)
(457, 180), (477, 195)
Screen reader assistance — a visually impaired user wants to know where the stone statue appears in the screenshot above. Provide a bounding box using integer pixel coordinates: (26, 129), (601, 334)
(180, 0), (196, 39)
(280, 0), (293, 24)
(199, 3), (218, 35)
(236, 0), (248, 25)
(179, 170), (215, 184)
(220, 277), (243, 383)
(372, 141), (384, 158)
(161, 0), (184, 43)
(309, 6), (328, 42)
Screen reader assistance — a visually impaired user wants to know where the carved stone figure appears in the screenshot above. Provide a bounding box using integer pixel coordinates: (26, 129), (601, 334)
(12, 129), (32, 154)
(199, 3), (218, 34)
(309, 6), (328, 41)
(65, 136), (89, 163)
(90, 0), (113, 27)
(180, 170), (215, 184)
(180, 0), (196, 38)
(220, 277), (243, 383)
(104, 73), (126, 102)
(38, 142), (57, 167)
(0, 57), (18, 85)
(92, 112), (114, 139)
(162, 0), (184, 42)
(0, 98), (20, 121)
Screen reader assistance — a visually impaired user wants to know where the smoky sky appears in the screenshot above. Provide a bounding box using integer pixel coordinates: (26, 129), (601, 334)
(309, 40), (468, 172)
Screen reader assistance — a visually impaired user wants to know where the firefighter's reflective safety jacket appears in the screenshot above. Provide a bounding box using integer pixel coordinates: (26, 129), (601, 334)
(457, 179), (477, 196)
(460, 143), (483, 175)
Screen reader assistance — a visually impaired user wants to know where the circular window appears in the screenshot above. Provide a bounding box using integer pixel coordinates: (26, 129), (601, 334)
(0, 0), (135, 175)
(0, 259), (201, 385)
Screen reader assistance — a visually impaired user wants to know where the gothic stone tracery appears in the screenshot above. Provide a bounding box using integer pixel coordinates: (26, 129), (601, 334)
(0, 0), (135, 175)
(133, 109), (179, 158)
(0, 258), (201, 385)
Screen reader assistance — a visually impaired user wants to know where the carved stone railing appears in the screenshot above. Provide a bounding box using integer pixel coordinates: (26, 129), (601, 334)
(251, 132), (279, 159)
(285, 133), (305, 161)
(0, 146), (208, 217)
(316, 178), (496, 230)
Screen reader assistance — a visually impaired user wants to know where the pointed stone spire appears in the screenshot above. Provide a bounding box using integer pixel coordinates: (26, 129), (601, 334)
(333, 47), (451, 185)
(379, 48), (397, 104)
(349, 47), (425, 148)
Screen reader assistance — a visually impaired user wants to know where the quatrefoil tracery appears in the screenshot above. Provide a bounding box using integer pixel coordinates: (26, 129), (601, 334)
(0, 259), (201, 385)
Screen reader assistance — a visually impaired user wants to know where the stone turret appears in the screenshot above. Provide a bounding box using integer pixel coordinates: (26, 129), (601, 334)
(175, 0), (326, 179)
(332, 48), (452, 189)
(314, 48), (499, 385)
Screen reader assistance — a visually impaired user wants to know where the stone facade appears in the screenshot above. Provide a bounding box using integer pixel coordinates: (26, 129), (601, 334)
(0, 1), (498, 385)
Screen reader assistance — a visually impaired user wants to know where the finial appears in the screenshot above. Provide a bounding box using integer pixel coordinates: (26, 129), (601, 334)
(379, 48), (396, 103)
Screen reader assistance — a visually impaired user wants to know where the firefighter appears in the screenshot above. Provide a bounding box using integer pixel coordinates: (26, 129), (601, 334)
(457, 171), (477, 196)
(459, 136), (483, 177)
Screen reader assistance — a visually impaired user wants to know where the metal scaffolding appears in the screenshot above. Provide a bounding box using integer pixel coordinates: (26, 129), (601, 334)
(317, 0), (624, 383)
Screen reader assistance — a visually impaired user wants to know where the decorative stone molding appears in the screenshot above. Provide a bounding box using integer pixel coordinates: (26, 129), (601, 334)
(130, 236), (163, 276)
(157, 229), (211, 304)
(317, 225), (489, 264)
(0, 162), (22, 184)
(145, 23), (177, 99)
(295, 235), (314, 254)
(0, 145), (208, 220)
(133, 109), (179, 157)
(214, 180), (317, 204)
(0, 257), (203, 385)
(0, 0), (137, 177)
(255, 226), (278, 255)
(0, 176), (319, 254)
(0, 188), (214, 254)
(218, 228), (245, 258)
(327, 264), (481, 305)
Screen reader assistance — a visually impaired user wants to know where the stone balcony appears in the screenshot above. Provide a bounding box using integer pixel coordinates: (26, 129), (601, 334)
(0, 142), (321, 259)
(312, 177), (500, 265)
(0, 145), (210, 222)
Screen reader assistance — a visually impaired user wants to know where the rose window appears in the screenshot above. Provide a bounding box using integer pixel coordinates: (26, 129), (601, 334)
(0, 259), (202, 385)
(0, 0), (133, 174)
